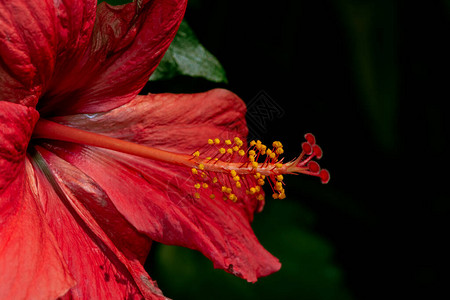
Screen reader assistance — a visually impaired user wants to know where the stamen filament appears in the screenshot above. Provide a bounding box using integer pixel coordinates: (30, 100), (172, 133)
(33, 119), (329, 202)
(33, 119), (195, 169)
(32, 119), (287, 176)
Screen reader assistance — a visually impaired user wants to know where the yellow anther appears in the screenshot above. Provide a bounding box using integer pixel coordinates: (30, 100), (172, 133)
(194, 192), (200, 199)
(269, 152), (276, 159)
(198, 164), (205, 170)
(228, 194), (238, 202)
(276, 163), (283, 168)
(225, 139), (232, 145)
(219, 148), (226, 154)
(235, 138), (243, 147)
(272, 193), (279, 199)
(210, 194), (216, 199)
(252, 161), (259, 168)
(248, 150), (256, 156)
(230, 170), (237, 177)
(261, 144), (267, 152)
(212, 177), (218, 183)
(275, 181), (283, 191)
(208, 139), (214, 145)
(257, 178), (265, 186)
(232, 146), (239, 152)
(227, 148), (233, 155)
(278, 193), (286, 200)
(203, 183), (209, 189)
(193, 151), (200, 157)
(257, 194), (264, 201)
(261, 175), (266, 180)
(249, 187), (256, 195)
(226, 187), (232, 194)
(266, 149), (272, 156)
(255, 186), (261, 193)
(191, 168), (198, 175)
(221, 186), (227, 192)
(250, 140), (256, 146)
(254, 172), (261, 179)
(194, 183), (201, 189)
(249, 155), (255, 162)
(233, 175), (240, 182)
(273, 141), (282, 148)
(206, 156), (212, 160)
(214, 138), (221, 144)
(201, 172), (207, 179)
(238, 149), (246, 156)
(276, 175), (284, 181)
(236, 182), (242, 188)
(276, 148), (284, 155)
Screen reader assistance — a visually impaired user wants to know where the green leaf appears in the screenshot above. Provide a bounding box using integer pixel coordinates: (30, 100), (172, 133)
(150, 20), (228, 83)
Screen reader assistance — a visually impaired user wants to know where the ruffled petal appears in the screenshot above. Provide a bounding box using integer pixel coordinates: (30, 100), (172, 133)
(45, 89), (281, 282)
(31, 146), (166, 299)
(0, 0), (96, 107)
(37, 145), (153, 264)
(0, 102), (75, 299)
(0, 101), (39, 188)
(40, 0), (187, 116)
(52, 89), (250, 160)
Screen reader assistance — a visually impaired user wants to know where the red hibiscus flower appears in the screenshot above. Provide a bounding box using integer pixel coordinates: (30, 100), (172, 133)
(0, 0), (329, 299)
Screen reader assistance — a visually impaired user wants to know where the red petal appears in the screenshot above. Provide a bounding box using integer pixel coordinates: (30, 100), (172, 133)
(46, 89), (281, 282)
(0, 103), (75, 299)
(52, 89), (261, 216)
(40, 0), (187, 116)
(47, 143), (280, 282)
(0, 101), (39, 193)
(0, 0), (96, 107)
(52, 89), (249, 160)
(37, 145), (153, 265)
(32, 146), (165, 299)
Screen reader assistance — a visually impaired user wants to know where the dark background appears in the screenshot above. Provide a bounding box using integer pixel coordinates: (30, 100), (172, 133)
(144, 0), (450, 299)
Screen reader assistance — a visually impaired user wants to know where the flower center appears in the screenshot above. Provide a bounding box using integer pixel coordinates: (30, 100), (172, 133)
(32, 118), (329, 202)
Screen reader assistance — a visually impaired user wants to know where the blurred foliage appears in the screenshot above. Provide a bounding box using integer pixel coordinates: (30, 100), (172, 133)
(334, 0), (399, 153)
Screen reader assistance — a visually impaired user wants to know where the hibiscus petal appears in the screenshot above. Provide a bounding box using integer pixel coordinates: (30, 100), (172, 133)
(0, 101), (39, 188)
(37, 145), (153, 265)
(40, 0), (187, 116)
(52, 89), (250, 160)
(52, 89), (263, 217)
(32, 146), (166, 299)
(45, 89), (281, 282)
(0, 0), (96, 107)
(0, 102), (75, 299)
